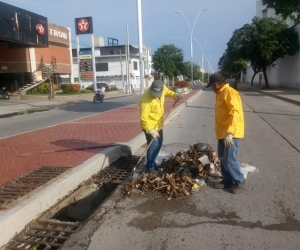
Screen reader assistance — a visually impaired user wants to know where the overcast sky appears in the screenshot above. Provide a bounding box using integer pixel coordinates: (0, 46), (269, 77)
(1, 0), (257, 72)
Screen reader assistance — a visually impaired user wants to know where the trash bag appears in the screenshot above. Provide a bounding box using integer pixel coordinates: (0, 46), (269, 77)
(188, 164), (199, 179)
(193, 143), (211, 153)
(177, 167), (192, 178)
(177, 165), (199, 179)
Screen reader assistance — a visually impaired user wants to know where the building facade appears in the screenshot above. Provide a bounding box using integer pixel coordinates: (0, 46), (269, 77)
(70, 43), (152, 91)
(0, 22), (73, 91)
(243, 1), (300, 89)
(0, 1), (73, 93)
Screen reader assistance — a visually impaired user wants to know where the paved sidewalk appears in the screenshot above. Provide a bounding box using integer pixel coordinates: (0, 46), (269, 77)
(238, 82), (300, 106)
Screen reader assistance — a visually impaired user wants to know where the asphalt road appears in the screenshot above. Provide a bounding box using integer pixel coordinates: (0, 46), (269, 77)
(0, 95), (140, 139)
(61, 88), (300, 250)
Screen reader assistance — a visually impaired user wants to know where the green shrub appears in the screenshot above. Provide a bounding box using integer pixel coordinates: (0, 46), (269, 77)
(107, 87), (118, 92)
(78, 89), (93, 94)
(61, 84), (80, 94)
(168, 86), (176, 92)
(27, 83), (58, 94)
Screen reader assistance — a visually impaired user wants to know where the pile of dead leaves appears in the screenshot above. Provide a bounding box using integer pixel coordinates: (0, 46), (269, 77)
(162, 143), (221, 178)
(125, 172), (199, 201)
(125, 143), (221, 200)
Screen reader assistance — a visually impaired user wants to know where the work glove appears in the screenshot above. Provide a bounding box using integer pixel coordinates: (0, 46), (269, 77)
(175, 93), (182, 101)
(149, 129), (160, 140)
(224, 133), (233, 147)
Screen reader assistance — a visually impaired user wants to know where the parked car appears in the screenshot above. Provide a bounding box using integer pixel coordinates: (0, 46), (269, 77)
(226, 78), (237, 90)
(86, 82), (109, 91)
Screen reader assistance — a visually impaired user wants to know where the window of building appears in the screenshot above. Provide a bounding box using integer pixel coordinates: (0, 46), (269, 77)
(96, 63), (109, 71)
(134, 61), (138, 70)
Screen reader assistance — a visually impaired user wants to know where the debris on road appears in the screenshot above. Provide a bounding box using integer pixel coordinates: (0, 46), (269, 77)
(125, 143), (221, 200)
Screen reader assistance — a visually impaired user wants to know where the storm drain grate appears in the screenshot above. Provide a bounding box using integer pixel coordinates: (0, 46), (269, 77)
(3, 156), (142, 250)
(0, 167), (70, 210)
(92, 155), (142, 183)
(4, 219), (80, 250)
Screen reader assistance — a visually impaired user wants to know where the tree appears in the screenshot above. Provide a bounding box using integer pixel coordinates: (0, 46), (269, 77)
(262, 0), (300, 21)
(152, 44), (184, 79)
(181, 62), (202, 81)
(226, 17), (299, 88)
(218, 49), (248, 81)
(225, 24), (263, 86)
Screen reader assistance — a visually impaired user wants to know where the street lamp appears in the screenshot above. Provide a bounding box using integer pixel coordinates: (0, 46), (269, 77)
(209, 58), (216, 74)
(136, 0), (144, 94)
(194, 38), (209, 83)
(204, 54), (213, 81)
(176, 9), (207, 83)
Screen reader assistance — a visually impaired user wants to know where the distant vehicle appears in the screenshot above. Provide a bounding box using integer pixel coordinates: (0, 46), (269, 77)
(0, 87), (11, 100)
(226, 78), (237, 90)
(86, 82), (109, 91)
(93, 89), (104, 103)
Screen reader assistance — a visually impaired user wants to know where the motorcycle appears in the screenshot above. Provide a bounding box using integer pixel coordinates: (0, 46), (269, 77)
(93, 90), (104, 103)
(0, 87), (11, 100)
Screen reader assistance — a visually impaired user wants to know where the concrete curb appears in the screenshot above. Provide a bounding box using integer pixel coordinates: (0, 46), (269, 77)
(0, 88), (203, 248)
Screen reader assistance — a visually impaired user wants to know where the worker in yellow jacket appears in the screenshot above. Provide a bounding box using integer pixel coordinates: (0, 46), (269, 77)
(207, 73), (245, 194)
(139, 80), (182, 172)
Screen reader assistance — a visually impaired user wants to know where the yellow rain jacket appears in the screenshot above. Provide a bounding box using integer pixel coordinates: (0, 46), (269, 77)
(215, 83), (244, 139)
(139, 86), (176, 133)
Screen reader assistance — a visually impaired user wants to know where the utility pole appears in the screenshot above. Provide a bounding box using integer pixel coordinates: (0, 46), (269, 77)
(126, 24), (131, 94)
(91, 34), (96, 91)
(76, 35), (82, 88)
(119, 49), (125, 93)
(136, 0), (144, 94)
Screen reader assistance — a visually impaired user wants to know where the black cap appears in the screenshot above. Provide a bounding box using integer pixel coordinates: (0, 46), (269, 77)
(150, 80), (163, 97)
(206, 72), (225, 88)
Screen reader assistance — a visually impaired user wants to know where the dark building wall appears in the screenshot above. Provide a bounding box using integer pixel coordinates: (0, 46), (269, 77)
(0, 1), (48, 47)
(0, 41), (30, 73)
(0, 23), (71, 74)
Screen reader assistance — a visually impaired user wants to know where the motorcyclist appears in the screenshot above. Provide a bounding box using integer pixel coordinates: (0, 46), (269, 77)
(95, 85), (105, 100)
(100, 85), (105, 97)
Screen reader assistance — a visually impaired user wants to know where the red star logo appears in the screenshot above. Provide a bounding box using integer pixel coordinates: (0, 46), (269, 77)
(36, 24), (45, 35)
(78, 18), (89, 32)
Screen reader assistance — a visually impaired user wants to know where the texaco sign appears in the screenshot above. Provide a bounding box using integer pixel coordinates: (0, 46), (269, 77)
(36, 24), (45, 36)
(78, 18), (89, 32)
(75, 17), (93, 35)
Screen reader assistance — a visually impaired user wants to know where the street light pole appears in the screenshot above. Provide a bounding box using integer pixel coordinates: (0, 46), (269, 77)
(176, 9), (207, 84)
(137, 0), (144, 94)
(210, 58), (216, 74)
(205, 54), (213, 81)
(194, 38), (209, 83)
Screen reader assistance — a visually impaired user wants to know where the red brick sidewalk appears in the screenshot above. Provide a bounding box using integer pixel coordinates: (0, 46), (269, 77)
(0, 87), (202, 186)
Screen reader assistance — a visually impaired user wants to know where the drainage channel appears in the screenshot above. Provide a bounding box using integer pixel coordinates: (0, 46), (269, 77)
(2, 155), (141, 250)
(0, 167), (71, 211)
